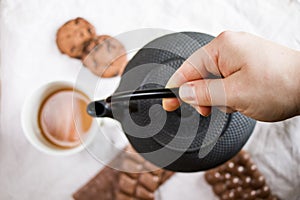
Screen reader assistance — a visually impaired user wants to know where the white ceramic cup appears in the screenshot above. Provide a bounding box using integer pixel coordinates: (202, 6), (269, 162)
(21, 81), (98, 156)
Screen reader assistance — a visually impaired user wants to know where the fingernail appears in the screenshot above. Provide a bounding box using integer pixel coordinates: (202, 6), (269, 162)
(179, 84), (196, 104)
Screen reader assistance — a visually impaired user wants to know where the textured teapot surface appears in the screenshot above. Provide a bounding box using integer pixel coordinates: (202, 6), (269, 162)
(95, 32), (256, 172)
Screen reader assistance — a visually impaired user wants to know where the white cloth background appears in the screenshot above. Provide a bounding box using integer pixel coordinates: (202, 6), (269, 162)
(1, 0), (300, 199)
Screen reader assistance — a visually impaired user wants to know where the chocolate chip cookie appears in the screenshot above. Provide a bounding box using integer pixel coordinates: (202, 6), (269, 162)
(81, 35), (127, 78)
(56, 17), (96, 58)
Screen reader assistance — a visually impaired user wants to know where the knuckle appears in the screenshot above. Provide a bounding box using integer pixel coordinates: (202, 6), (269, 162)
(188, 81), (211, 106)
(217, 31), (241, 47)
(201, 80), (212, 105)
(225, 80), (239, 109)
(189, 82), (199, 104)
(218, 31), (235, 41)
(218, 31), (249, 43)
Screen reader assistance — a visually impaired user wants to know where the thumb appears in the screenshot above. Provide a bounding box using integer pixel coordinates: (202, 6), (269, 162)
(179, 78), (232, 108)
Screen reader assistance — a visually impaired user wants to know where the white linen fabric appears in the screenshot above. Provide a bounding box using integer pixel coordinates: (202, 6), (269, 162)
(1, 0), (300, 199)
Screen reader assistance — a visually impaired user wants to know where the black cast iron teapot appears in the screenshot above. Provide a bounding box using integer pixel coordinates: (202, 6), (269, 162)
(87, 32), (256, 172)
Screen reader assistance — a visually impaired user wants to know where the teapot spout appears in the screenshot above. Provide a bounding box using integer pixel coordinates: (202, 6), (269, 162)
(87, 100), (113, 118)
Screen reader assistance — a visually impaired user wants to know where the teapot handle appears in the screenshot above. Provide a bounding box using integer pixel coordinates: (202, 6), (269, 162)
(106, 88), (179, 103)
(87, 88), (179, 118)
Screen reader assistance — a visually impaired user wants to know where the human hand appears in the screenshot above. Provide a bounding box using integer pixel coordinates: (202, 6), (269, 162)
(162, 31), (300, 122)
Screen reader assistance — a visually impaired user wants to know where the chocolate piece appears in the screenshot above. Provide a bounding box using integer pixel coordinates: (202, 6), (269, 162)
(135, 185), (154, 200)
(213, 183), (226, 195)
(139, 173), (159, 191)
(224, 173), (231, 180)
(73, 146), (174, 200)
(210, 171), (225, 183)
(56, 17), (96, 58)
(239, 151), (251, 164)
(250, 175), (265, 189)
(241, 189), (256, 200)
(121, 157), (144, 172)
(236, 166), (245, 175)
(73, 166), (118, 200)
(82, 35), (127, 78)
(115, 146), (174, 200)
(240, 176), (252, 188)
(258, 185), (271, 198)
(204, 171), (218, 185)
(119, 174), (137, 195)
(230, 187), (242, 199)
(225, 161), (235, 172)
(204, 150), (280, 200)
(220, 190), (232, 200)
(226, 176), (240, 189)
(115, 193), (133, 200)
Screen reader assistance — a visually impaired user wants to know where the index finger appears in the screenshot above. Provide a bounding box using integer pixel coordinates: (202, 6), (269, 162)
(163, 47), (218, 111)
(166, 47), (216, 88)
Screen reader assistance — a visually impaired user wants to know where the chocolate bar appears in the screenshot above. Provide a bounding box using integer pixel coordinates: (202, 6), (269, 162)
(204, 151), (280, 200)
(73, 146), (174, 200)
